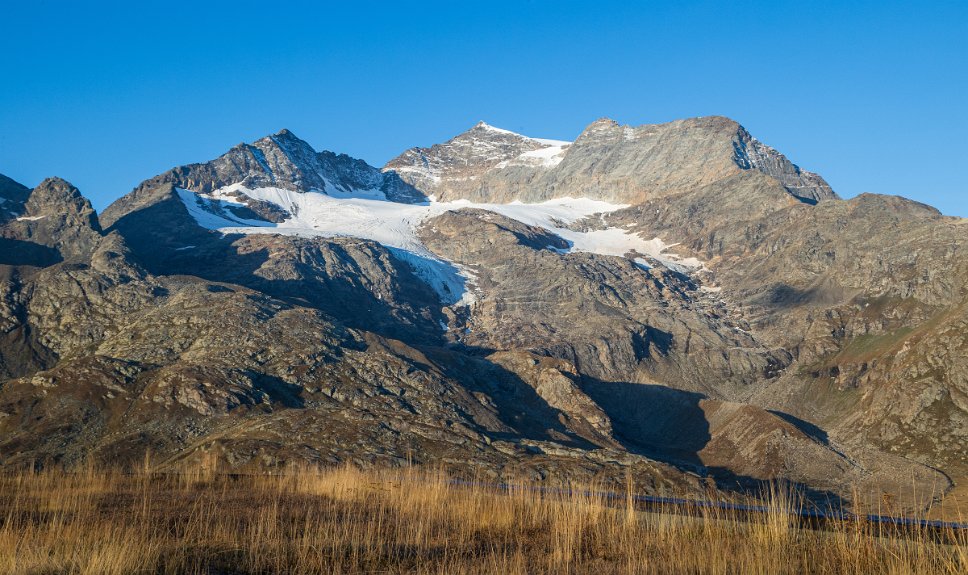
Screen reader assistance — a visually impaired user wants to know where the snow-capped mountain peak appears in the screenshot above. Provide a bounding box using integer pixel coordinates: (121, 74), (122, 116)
(473, 120), (516, 135)
(382, 121), (574, 200)
(471, 120), (570, 146)
(131, 128), (426, 204)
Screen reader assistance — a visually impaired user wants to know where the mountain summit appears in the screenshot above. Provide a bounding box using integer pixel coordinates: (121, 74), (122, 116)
(384, 116), (837, 205)
(102, 129), (424, 229)
(383, 121), (571, 200)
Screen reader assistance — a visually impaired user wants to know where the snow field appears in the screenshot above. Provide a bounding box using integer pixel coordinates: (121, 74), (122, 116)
(178, 183), (702, 305)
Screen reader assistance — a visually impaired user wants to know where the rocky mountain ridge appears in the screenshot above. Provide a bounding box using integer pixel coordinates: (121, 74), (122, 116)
(101, 129), (424, 230)
(0, 116), (963, 515)
(385, 116), (837, 205)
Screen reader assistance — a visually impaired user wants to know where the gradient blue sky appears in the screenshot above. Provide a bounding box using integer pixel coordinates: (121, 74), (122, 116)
(1, 0), (965, 215)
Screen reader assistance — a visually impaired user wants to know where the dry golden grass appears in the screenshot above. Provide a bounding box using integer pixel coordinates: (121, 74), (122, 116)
(0, 458), (964, 574)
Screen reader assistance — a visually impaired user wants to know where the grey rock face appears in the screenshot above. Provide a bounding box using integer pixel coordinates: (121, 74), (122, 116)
(731, 125), (833, 204)
(1, 177), (101, 262)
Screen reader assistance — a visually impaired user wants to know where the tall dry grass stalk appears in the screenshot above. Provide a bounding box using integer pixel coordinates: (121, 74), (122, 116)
(0, 459), (964, 574)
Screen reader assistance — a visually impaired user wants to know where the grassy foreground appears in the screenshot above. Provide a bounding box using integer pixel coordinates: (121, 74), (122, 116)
(0, 461), (964, 574)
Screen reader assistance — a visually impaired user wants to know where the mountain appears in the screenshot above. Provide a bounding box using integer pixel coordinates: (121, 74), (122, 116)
(0, 116), (963, 515)
(384, 116), (837, 205)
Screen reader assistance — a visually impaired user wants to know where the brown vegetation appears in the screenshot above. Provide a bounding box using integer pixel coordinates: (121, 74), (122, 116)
(1, 459), (964, 574)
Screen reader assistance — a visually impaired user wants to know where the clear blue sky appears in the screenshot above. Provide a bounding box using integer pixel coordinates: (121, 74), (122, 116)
(1, 0), (965, 216)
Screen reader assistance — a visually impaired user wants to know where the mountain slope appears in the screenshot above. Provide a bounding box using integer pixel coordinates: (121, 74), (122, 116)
(602, 178), (968, 475)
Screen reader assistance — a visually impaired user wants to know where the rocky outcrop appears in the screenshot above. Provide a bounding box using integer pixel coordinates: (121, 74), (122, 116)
(730, 126), (834, 204)
(1, 177), (101, 263)
(487, 351), (618, 448)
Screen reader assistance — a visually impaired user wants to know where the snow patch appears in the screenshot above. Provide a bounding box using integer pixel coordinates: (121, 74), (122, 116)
(533, 137), (571, 147)
(497, 143), (570, 169)
(176, 188), (274, 230)
(388, 164), (443, 185)
(477, 122), (570, 148)
(386, 247), (471, 307)
(476, 121), (517, 136)
(15, 215), (46, 222)
(633, 258), (652, 271)
(454, 264), (480, 306)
